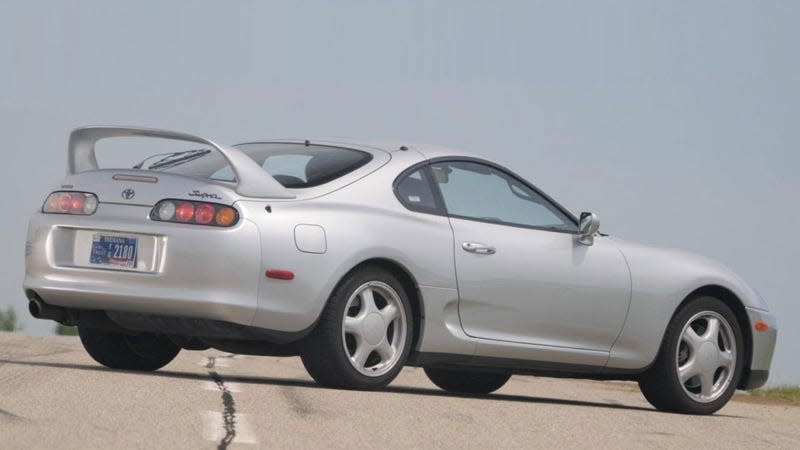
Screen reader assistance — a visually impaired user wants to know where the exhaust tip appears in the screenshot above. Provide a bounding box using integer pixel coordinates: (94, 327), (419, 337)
(28, 298), (43, 318)
(25, 290), (66, 322)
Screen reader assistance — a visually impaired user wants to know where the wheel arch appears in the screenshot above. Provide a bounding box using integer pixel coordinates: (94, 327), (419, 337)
(330, 257), (426, 353)
(664, 284), (753, 388)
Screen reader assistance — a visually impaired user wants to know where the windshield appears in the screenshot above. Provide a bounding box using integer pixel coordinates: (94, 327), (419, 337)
(136, 143), (373, 189)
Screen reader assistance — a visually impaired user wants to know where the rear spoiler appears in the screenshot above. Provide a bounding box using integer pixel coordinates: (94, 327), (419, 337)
(68, 126), (295, 199)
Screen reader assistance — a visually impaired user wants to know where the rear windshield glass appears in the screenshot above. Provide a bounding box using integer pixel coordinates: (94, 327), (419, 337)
(136, 143), (373, 188)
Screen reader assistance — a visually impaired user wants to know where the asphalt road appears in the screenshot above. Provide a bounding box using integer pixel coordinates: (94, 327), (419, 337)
(1, 332), (798, 449)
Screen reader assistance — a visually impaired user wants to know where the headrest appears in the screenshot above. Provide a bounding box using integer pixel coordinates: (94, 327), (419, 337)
(305, 152), (349, 182)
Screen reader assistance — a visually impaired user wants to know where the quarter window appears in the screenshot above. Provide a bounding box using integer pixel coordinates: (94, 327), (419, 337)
(152, 143), (372, 189)
(394, 168), (441, 214)
(430, 161), (576, 232)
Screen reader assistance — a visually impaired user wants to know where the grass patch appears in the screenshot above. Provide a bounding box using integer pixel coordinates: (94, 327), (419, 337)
(750, 386), (800, 404)
(54, 323), (79, 336)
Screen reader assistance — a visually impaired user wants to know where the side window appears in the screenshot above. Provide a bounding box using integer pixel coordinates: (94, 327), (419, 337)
(394, 167), (441, 214)
(262, 154), (312, 187)
(209, 144), (373, 188)
(430, 161), (577, 232)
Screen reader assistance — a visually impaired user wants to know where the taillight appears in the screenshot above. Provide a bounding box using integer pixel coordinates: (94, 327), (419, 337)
(42, 192), (98, 215)
(214, 207), (237, 227)
(150, 199), (239, 227)
(194, 204), (215, 224)
(175, 202), (195, 222)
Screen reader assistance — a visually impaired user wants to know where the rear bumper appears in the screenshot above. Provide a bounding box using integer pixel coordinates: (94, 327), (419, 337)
(23, 205), (262, 327)
(741, 307), (777, 389)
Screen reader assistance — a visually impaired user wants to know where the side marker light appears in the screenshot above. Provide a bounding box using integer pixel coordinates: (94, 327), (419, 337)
(266, 269), (295, 280)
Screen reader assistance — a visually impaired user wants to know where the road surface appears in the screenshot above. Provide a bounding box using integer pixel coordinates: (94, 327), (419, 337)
(0, 332), (797, 449)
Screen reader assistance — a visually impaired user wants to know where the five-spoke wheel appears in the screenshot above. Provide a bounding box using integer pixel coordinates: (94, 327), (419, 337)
(676, 312), (737, 403)
(639, 296), (743, 414)
(301, 266), (414, 389)
(342, 281), (408, 377)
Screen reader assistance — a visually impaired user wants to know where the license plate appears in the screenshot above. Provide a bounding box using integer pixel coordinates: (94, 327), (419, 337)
(90, 235), (138, 268)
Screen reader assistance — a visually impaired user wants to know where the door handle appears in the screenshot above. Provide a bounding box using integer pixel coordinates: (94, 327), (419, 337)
(462, 242), (496, 255)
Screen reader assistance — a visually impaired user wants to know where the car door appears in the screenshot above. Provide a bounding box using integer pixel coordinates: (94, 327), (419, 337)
(430, 160), (631, 352)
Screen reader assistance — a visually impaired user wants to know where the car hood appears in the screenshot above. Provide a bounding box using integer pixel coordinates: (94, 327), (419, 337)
(606, 236), (769, 312)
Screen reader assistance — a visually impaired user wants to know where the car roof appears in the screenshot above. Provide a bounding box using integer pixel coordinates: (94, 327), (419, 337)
(237, 139), (481, 161)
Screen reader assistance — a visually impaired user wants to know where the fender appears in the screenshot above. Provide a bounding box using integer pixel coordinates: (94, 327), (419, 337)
(607, 237), (768, 369)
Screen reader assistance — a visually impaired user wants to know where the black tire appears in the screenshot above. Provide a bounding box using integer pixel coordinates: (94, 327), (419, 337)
(300, 266), (414, 390)
(424, 367), (511, 395)
(638, 296), (744, 415)
(78, 325), (180, 371)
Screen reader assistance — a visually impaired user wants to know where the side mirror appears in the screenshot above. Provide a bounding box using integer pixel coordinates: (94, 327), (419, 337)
(578, 212), (600, 246)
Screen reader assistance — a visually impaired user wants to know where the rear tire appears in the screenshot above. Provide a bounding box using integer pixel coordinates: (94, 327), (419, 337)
(301, 267), (414, 390)
(424, 367), (511, 395)
(78, 325), (180, 371)
(638, 296), (744, 415)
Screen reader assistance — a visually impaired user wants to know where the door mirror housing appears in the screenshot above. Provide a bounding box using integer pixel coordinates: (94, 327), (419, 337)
(578, 212), (600, 245)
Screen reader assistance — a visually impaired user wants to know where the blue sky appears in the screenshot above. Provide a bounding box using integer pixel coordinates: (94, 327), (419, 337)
(1, 1), (798, 384)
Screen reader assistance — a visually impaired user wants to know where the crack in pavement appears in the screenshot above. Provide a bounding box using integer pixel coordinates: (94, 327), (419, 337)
(0, 407), (25, 422)
(208, 370), (236, 450)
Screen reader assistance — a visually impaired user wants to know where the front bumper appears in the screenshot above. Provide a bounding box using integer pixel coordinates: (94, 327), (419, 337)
(741, 306), (777, 389)
(23, 204), (262, 327)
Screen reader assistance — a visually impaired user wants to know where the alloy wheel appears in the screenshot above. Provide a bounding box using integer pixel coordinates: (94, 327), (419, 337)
(341, 281), (408, 377)
(675, 311), (737, 403)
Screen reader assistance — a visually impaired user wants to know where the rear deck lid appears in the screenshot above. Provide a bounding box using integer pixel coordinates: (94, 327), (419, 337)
(61, 169), (240, 207)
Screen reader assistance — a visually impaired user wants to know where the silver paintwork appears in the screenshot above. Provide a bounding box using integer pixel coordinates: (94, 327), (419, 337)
(451, 217), (630, 353)
(578, 212), (600, 246)
(676, 311), (736, 403)
(24, 127), (777, 387)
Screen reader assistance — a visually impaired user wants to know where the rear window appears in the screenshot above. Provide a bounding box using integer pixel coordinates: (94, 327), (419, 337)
(140, 143), (373, 189)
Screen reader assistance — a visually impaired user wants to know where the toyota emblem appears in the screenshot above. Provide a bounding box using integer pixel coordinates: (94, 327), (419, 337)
(121, 188), (136, 200)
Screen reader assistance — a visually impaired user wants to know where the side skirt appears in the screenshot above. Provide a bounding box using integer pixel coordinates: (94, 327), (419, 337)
(408, 351), (643, 381)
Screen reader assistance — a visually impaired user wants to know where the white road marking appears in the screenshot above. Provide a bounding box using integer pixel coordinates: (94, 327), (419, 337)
(202, 381), (242, 393)
(199, 356), (231, 368)
(201, 411), (257, 444)
(212, 358), (230, 367)
(199, 356), (257, 447)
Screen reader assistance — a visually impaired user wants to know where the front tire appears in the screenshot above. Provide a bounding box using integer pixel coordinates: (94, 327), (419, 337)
(301, 267), (414, 390)
(424, 368), (511, 395)
(638, 296), (744, 414)
(78, 325), (180, 371)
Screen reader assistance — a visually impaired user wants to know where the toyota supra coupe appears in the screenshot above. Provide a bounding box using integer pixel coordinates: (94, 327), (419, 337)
(24, 126), (776, 414)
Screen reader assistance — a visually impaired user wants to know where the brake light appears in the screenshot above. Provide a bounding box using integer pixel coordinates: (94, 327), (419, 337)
(58, 195), (72, 211)
(194, 203), (215, 224)
(175, 202), (195, 222)
(150, 199), (239, 227)
(70, 195), (85, 211)
(42, 192), (98, 215)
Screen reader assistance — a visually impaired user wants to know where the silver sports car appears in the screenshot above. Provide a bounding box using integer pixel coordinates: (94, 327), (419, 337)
(24, 126), (776, 415)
